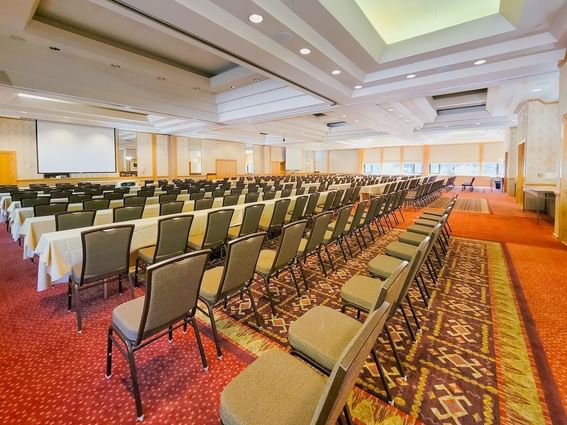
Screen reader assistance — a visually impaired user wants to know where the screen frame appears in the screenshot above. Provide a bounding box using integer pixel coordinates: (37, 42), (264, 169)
(35, 120), (118, 174)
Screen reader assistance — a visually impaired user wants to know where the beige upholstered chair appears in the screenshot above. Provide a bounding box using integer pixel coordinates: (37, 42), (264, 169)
(227, 204), (264, 240)
(223, 194), (239, 207)
(314, 191), (336, 214)
(158, 193), (177, 204)
(106, 250), (210, 421)
(199, 232), (266, 357)
(187, 209), (234, 253)
(83, 199), (110, 211)
(135, 214), (193, 285)
(302, 192), (320, 220)
(22, 197), (50, 208)
(258, 198), (291, 237)
(244, 192), (259, 203)
(69, 224), (135, 332)
(220, 302), (390, 425)
(285, 195), (308, 224)
(113, 205), (144, 223)
(124, 196), (147, 207)
(55, 210), (96, 231)
(322, 204), (353, 263)
(34, 202), (68, 217)
(295, 212), (333, 285)
(159, 201), (184, 216)
(255, 220), (308, 315)
(194, 197), (214, 211)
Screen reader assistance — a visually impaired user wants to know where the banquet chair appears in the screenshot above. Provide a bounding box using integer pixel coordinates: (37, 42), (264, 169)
(84, 199), (110, 211)
(69, 194), (92, 203)
(55, 210), (96, 231)
(159, 201), (184, 216)
(194, 197), (213, 211)
(22, 197), (50, 208)
(244, 192), (259, 203)
(295, 212), (333, 283)
(187, 209), (234, 254)
(34, 202), (68, 217)
(189, 191), (205, 201)
(258, 198), (291, 238)
(322, 204), (353, 263)
(113, 206), (144, 223)
(262, 190), (276, 201)
(222, 194), (239, 207)
(106, 250), (210, 421)
(285, 195), (308, 223)
(103, 192), (124, 200)
(227, 204), (264, 240)
(158, 193), (177, 204)
(124, 196), (147, 207)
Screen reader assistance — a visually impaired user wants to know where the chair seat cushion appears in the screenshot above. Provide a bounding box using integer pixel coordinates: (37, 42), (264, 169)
(340, 275), (384, 312)
(407, 224), (435, 236)
(414, 218), (437, 227)
(385, 241), (418, 261)
(288, 306), (361, 371)
(421, 209), (444, 217)
(398, 232), (427, 246)
(255, 250), (276, 275)
(112, 296), (145, 341)
(220, 349), (326, 425)
(367, 254), (404, 279)
(187, 233), (204, 250)
(199, 267), (224, 303)
(137, 245), (156, 264)
(227, 226), (241, 239)
(420, 213), (442, 221)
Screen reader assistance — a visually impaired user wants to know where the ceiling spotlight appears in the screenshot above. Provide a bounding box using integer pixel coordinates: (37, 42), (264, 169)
(355, 119), (359, 122)
(253, 79), (261, 83)
(354, 85), (362, 89)
(111, 63), (120, 68)
(157, 76), (166, 80)
(443, 125), (449, 128)
(474, 59), (487, 65)
(406, 74), (416, 79)
(248, 14), (263, 23)
(341, 114), (347, 118)
(299, 48), (311, 55)
(331, 69), (342, 75)
(387, 108), (395, 112)
(49, 46), (60, 51)
(531, 88), (543, 92)
(475, 122), (481, 125)
(230, 85), (236, 89)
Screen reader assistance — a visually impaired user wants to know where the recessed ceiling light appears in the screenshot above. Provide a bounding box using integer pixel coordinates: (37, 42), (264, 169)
(49, 46), (60, 51)
(17, 93), (71, 103)
(475, 122), (481, 125)
(248, 14), (263, 23)
(20, 111), (28, 114)
(354, 85), (362, 89)
(230, 85), (236, 89)
(331, 70), (341, 75)
(406, 74), (416, 79)
(474, 59), (487, 65)
(111, 64), (120, 69)
(443, 125), (449, 128)
(531, 88), (543, 93)
(63, 116), (70, 119)
(387, 108), (395, 112)
(299, 48), (311, 55)
(355, 119), (359, 122)
(341, 114), (347, 118)
(253, 79), (261, 83)
(157, 76), (166, 80)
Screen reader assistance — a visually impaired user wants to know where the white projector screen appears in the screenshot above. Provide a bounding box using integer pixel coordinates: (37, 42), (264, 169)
(285, 147), (303, 170)
(36, 121), (116, 173)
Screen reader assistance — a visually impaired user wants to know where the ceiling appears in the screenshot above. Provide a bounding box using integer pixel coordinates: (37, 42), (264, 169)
(0, 0), (565, 150)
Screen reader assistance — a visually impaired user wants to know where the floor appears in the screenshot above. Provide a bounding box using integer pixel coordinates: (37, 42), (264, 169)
(0, 188), (565, 424)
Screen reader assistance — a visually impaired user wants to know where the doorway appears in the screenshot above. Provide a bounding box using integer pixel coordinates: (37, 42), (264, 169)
(271, 161), (285, 176)
(0, 151), (17, 185)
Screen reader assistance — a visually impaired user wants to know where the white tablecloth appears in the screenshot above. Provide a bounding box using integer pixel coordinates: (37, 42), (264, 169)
(328, 183), (352, 191)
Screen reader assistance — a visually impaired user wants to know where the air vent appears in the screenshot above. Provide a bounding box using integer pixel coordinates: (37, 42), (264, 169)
(432, 88), (487, 100)
(259, 132), (268, 135)
(313, 113), (327, 117)
(327, 121), (348, 128)
(437, 105), (487, 115)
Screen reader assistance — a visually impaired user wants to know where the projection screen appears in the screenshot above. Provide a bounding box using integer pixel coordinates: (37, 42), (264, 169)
(36, 121), (116, 173)
(285, 147), (303, 171)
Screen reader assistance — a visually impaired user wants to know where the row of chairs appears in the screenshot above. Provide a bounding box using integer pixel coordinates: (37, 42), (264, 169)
(404, 180), (445, 208)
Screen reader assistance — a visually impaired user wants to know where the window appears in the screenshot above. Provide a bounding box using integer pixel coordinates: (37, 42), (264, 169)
(453, 163), (480, 176)
(403, 162), (423, 175)
(363, 163), (381, 174)
(429, 162), (480, 175)
(245, 147), (254, 174)
(382, 162), (401, 175)
(482, 162), (504, 176)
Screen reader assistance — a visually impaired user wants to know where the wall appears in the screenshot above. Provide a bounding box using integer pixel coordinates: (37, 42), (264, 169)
(155, 134), (169, 177)
(200, 139), (246, 175)
(314, 150), (328, 172)
(505, 128), (518, 196)
(136, 132), (153, 177)
(329, 149), (359, 173)
(557, 61), (567, 244)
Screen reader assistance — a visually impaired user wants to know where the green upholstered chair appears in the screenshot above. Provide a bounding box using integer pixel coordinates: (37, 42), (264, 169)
(314, 191), (335, 214)
(69, 224), (135, 332)
(55, 210), (96, 231)
(222, 194), (239, 207)
(285, 195), (308, 223)
(124, 196), (147, 207)
(227, 204), (264, 240)
(199, 232), (266, 357)
(262, 190), (276, 201)
(113, 205), (144, 223)
(303, 192), (320, 220)
(135, 214), (193, 285)
(158, 193), (177, 204)
(244, 191), (259, 203)
(106, 250), (210, 421)
(103, 192), (124, 200)
(295, 212), (333, 284)
(255, 220), (307, 315)
(187, 209), (234, 252)
(194, 197), (214, 211)
(22, 196), (50, 208)
(322, 204), (353, 263)
(34, 202), (68, 217)
(219, 302), (390, 425)
(159, 200), (184, 216)
(83, 199), (110, 211)
(69, 194), (93, 203)
(258, 198), (290, 237)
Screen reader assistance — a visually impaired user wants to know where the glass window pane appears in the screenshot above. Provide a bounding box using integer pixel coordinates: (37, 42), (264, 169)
(382, 162), (401, 175)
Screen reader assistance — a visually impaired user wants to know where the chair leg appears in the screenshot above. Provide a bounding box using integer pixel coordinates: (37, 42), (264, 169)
(246, 286), (263, 328)
(205, 302), (223, 359)
(105, 327), (113, 379)
(414, 276), (429, 308)
(134, 259), (139, 287)
(126, 344), (144, 421)
(344, 235), (354, 258)
(260, 274), (277, 316)
(73, 284), (83, 333)
(190, 317), (209, 370)
(337, 238), (348, 262)
(406, 295), (421, 331)
(371, 349), (393, 404)
(384, 325), (405, 378)
(289, 266), (302, 297)
(67, 281), (72, 312)
(168, 325), (173, 342)
(316, 248), (327, 277)
(296, 259), (309, 291)
(399, 304), (416, 342)
(323, 244), (335, 272)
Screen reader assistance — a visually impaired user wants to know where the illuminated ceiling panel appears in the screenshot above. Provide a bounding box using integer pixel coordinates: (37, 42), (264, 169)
(354, 0), (502, 44)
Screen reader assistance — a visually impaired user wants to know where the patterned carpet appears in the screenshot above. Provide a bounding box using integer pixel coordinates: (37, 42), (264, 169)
(211, 229), (554, 424)
(425, 196), (490, 214)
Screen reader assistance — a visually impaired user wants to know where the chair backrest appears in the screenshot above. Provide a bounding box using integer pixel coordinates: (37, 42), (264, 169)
(341, 188), (353, 207)
(238, 204), (265, 237)
(202, 209), (234, 249)
(295, 187), (305, 195)
(363, 197), (380, 225)
(321, 191), (336, 211)
(12, 191), (38, 202)
(213, 189), (225, 198)
(244, 192), (259, 203)
(104, 192), (124, 200)
(83, 199), (110, 211)
(136, 250), (210, 344)
(194, 197), (214, 211)
(160, 201), (184, 216)
(329, 205), (353, 241)
(262, 191), (276, 201)
(289, 195), (309, 222)
(34, 202), (68, 217)
(272, 220), (308, 271)
(78, 224), (134, 283)
(370, 261), (408, 312)
(311, 302), (390, 425)
(113, 205), (144, 222)
(268, 198), (291, 229)
(223, 194), (239, 207)
(153, 214), (193, 262)
(159, 193), (178, 204)
(22, 197), (50, 208)
(55, 210), (96, 231)
(50, 191), (71, 199)
(331, 189), (344, 210)
(302, 212), (332, 255)
(281, 188), (292, 197)
(304, 192), (320, 217)
(69, 194), (92, 203)
(393, 236), (431, 313)
(308, 186), (317, 194)
(214, 232), (266, 300)
(124, 196), (147, 206)
(347, 200), (367, 231)
(190, 191), (205, 200)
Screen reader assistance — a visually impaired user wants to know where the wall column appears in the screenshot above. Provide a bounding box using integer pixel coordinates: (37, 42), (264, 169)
(422, 145), (430, 176)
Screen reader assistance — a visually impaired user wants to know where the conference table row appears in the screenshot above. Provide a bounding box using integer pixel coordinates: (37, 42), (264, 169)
(31, 190), (331, 292)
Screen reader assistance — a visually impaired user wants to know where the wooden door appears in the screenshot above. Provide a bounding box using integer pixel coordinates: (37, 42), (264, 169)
(216, 159), (237, 178)
(271, 161), (283, 176)
(516, 142), (525, 204)
(0, 151), (17, 185)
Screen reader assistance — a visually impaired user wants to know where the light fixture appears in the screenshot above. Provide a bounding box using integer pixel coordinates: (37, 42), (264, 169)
(230, 85), (236, 89)
(531, 88), (543, 93)
(125, 156), (133, 161)
(475, 122), (481, 125)
(331, 69), (341, 75)
(253, 79), (261, 83)
(17, 93), (71, 103)
(443, 125), (449, 128)
(299, 48), (311, 55)
(111, 63), (120, 69)
(248, 14), (263, 23)
(193, 87), (201, 91)
(406, 74), (416, 79)
(474, 59), (487, 65)
(157, 76), (166, 80)
(49, 46), (60, 52)
(387, 108), (395, 112)
(355, 119), (359, 123)
(354, 85), (362, 89)
(341, 114), (347, 118)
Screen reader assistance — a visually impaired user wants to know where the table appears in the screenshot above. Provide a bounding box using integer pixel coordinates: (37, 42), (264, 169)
(522, 185), (557, 224)
(328, 183), (351, 191)
(359, 183), (389, 199)
(33, 190), (327, 291)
